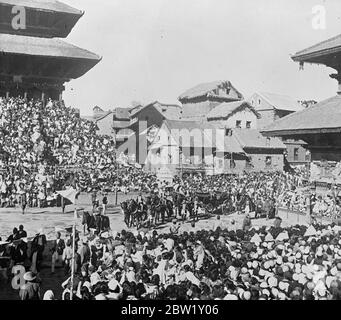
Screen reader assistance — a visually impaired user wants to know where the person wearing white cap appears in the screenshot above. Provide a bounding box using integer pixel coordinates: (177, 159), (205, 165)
(43, 290), (55, 300)
(19, 272), (41, 300)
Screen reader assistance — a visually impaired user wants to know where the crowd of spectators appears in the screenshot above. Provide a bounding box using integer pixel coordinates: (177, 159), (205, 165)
(0, 97), (157, 207)
(26, 218), (341, 300)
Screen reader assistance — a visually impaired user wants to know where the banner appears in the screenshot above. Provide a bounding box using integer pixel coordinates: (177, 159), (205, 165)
(57, 187), (79, 204)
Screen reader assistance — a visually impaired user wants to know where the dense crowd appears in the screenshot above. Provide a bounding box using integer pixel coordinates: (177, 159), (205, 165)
(171, 172), (303, 217)
(0, 96), (158, 208)
(7, 217), (341, 300)
(171, 171), (341, 220)
(0, 97), (117, 167)
(2, 97), (341, 300)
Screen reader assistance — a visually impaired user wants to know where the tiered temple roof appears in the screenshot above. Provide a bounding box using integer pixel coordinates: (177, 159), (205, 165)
(0, 0), (83, 38)
(0, 0), (101, 100)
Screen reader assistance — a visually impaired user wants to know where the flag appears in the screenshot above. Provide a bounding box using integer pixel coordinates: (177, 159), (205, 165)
(57, 187), (79, 204)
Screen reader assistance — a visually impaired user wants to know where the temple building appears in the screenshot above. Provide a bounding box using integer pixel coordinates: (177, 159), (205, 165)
(262, 33), (341, 181)
(0, 0), (101, 100)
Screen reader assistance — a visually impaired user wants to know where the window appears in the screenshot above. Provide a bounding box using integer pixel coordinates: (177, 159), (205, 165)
(236, 120), (241, 128)
(258, 99), (261, 105)
(225, 128), (231, 136)
(246, 121), (251, 129)
(265, 156), (272, 166)
(251, 100), (254, 105)
(294, 148), (299, 161)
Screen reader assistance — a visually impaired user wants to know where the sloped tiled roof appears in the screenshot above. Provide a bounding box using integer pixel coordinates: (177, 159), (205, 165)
(178, 80), (243, 101)
(164, 119), (215, 131)
(221, 135), (245, 154)
(234, 129), (286, 150)
(257, 92), (304, 113)
(95, 111), (113, 122)
(131, 101), (182, 121)
(207, 101), (260, 120)
(114, 107), (131, 120)
(262, 95), (341, 135)
(0, 33), (101, 60)
(0, 0), (83, 15)
(292, 33), (341, 61)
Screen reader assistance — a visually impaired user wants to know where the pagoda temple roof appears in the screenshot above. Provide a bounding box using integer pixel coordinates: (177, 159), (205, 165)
(0, 33), (101, 80)
(0, 33), (100, 60)
(0, 0), (82, 15)
(262, 95), (341, 136)
(292, 34), (341, 68)
(0, 0), (83, 38)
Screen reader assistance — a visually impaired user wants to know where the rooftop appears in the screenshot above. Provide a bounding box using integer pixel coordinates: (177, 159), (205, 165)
(164, 119), (215, 131)
(207, 101), (260, 120)
(0, 0), (83, 38)
(178, 80), (243, 101)
(131, 101), (182, 121)
(291, 33), (341, 67)
(0, 0), (83, 15)
(234, 129), (286, 150)
(0, 33), (101, 60)
(114, 107), (131, 120)
(256, 92), (304, 113)
(262, 95), (341, 135)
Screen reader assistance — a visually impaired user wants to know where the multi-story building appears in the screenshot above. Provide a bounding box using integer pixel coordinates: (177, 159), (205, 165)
(249, 91), (309, 166)
(178, 80), (244, 120)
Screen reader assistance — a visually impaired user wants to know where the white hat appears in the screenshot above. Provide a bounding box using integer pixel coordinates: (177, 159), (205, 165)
(265, 233), (274, 242)
(82, 281), (91, 291)
(268, 276), (278, 288)
(224, 294), (238, 300)
(276, 232), (289, 242)
(304, 226), (317, 237)
(250, 234), (262, 244)
(101, 232), (109, 239)
(108, 279), (121, 292)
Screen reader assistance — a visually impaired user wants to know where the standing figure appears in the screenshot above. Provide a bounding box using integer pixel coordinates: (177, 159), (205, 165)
(18, 183), (27, 215)
(102, 192), (108, 215)
(30, 229), (47, 274)
(51, 232), (65, 274)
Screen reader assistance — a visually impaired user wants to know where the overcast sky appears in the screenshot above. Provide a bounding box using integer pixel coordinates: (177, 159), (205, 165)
(63, 0), (341, 115)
